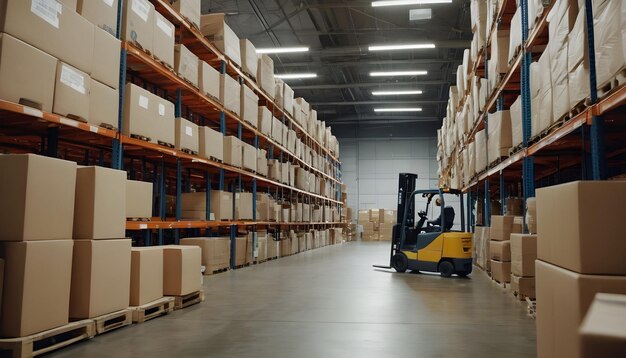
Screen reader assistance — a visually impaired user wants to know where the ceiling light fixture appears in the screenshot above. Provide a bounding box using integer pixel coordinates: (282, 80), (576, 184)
(374, 108), (423, 112)
(369, 43), (436, 51)
(372, 90), (423, 95)
(256, 47), (309, 54)
(372, 0), (453, 7)
(370, 70), (428, 76)
(275, 73), (317, 79)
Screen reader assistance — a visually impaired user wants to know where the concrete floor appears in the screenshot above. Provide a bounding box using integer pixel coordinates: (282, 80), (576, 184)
(52, 242), (536, 358)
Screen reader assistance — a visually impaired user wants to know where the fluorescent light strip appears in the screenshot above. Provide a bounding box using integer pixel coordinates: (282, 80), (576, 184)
(375, 108), (423, 112)
(369, 43), (436, 51)
(370, 71), (428, 76)
(275, 73), (317, 79)
(256, 47), (309, 54)
(372, 0), (452, 7)
(372, 90), (423, 95)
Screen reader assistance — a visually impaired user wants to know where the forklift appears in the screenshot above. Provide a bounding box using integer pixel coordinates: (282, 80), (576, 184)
(374, 173), (473, 277)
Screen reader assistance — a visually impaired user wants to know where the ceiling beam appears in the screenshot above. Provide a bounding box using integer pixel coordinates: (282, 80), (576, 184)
(312, 100), (447, 106)
(291, 80), (449, 90)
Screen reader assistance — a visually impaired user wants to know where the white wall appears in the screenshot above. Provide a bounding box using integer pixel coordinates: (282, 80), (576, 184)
(340, 137), (463, 230)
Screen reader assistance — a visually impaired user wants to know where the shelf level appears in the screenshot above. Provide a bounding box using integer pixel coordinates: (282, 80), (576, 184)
(126, 220), (347, 230)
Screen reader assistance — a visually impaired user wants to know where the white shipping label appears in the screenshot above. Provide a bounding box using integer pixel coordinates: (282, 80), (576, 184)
(157, 17), (173, 38)
(60, 65), (86, 94)
(185, 125), (193, 136)
(132, 0), (150, 22)
(158, 103), (165, 116)
(103, 0), (115, 7)
(31, 0), (60, 29)
(138, 95), (149, 109)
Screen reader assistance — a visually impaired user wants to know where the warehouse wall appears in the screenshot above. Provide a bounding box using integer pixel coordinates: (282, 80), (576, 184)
(340, 137), (463, 230)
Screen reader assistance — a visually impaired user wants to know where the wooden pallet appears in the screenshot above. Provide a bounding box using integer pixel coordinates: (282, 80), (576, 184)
(172, 290), (205, 310)
(93, 309), (132, 335)
(208, 156), (223, 163)
(157, 141), (175, 149)
(205, 267), (229, 275)
(130, 297), (175, 324)
(596, 67), (626, 100)
(99, 123), (117, 131)
(0, 320), (95, 358)
(513, 290), (536, 302)
(130, 133), (151, 142)
(128, 217), (150, 222)
(180, 148), (198, 156)
(526, 297), (537, 319)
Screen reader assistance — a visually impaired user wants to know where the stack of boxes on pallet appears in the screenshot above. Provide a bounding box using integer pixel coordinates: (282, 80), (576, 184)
(357, 209), (397, 241)
(509, 198), (537, 299)
(535, 181), (626, 358)
(436, 0), (626, 190)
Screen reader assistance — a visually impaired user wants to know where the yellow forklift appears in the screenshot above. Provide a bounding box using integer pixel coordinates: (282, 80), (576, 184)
(374, 173), (472, 277)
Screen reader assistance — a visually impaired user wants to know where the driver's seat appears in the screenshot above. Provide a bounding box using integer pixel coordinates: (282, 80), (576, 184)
(443, 206), (455, 231)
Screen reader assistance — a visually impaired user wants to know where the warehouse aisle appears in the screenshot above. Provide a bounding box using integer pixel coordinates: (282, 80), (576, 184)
(52, 242), (535, 358)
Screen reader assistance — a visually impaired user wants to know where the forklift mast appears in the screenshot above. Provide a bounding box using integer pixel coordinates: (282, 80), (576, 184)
(396, 173), (417, 227)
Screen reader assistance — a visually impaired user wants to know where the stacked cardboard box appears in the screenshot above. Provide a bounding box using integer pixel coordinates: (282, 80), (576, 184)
(130, 247), (164, 306)
(579, 293), (626, 356)
(536, 181), (626, 358)
(489, 215), (514, 283)
(180, 237), (230, 274)
(510, 233), (537, 299)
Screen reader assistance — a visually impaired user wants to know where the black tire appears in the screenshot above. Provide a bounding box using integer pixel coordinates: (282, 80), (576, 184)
(457, 270), (470, 277)
(391, 253), (408, 273)
(439, 261), (454, 278)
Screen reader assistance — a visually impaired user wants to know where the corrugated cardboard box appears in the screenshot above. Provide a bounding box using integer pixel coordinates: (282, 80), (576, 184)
(89, 79), (119, 129)
(126, 180), (153, 219)
(0, 33), (56, 112)
(220, 74), (240, 115)
(123, 83), (155, 141)
(0, 240), (73, 337)
(579, 293), (626, 357)
(53, 62), (91, 121)
(257, 54), (275, 96)
(510, 234), (537, 277)
(274, 78), (284, 107)
(537, 181), (626, 274)
(199, 126), (223, 161)
(92, 27), (120, 90)
(239, 39), (257, 78)
(153, 12), (175, 69)
(490, 260), (511, 283)
(487, 110), (512, 162)
(271, 117), (283, 143)
(536, 260), (626, 358)
(130, 247), (163, 306)
(154, 95), (176, 146)
(257, 235), (267, 260)
(70, 239), (131, 319)
(163, 245), (201, 296)
(475, 129), (487, 172)
(241, 85), (259, 127)
(281, 123), (288, 149)
(510, 275), (535, 298)
(78, 0), (119, 36)
(0, 0), (94, 74)
(0, 154), (76, 242)
(526, 197), (537, 234)
(235, 237), (247, 265)
(175, 117), (199, 153)
(268, 159), (281, 182)
(199, 61), (220, 100)
(295, 167), (309, 190)
(122, 0), (154, 53)
(175, 44), (199, 88)
(180, 237), (230, 273)
(257, 149), (268, 177)
(73, 166), (127, 240)
(283, 83), (294, 115)
(235, 192), (254, 220)
(224, 136), (243, 167)
(287, 129), (297, 153)
(489, 240), (511, 261)
(267, 235), (278, 258)
(200, 13), (241, 66)
(181, 192), (209, 220)
(211, 190), (233, 220)
(258, 106), (272, 136)
(172, 0), (200, 29)
(281, 162), (290, 184)
(489, 215), (514, 241)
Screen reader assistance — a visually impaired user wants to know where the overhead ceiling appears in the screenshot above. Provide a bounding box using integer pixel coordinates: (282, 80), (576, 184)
(201, 0), (471, 137)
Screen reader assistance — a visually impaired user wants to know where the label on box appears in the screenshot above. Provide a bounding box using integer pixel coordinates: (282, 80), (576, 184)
(31, 0), (61, 29)
(138, 95), (149, 109)
(60, 65), (86, 94)
(132, 0), (150, 22)
(185, 125), (193, 136)
(103, 0), (115, 7)
(157, 17), (173, 38)
(158, 103), (165, 116)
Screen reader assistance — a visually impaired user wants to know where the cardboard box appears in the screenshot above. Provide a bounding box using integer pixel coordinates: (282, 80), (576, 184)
(180, 237), (230, 273)
(281, 123), (288, 149)
(175, 44), (199, 88)
(88, 79), (119, 129)
(122, 0), (154, 53)
(475, 129), (487, 172)
(258, 107), (272, 136)
(0, 0), (95, 74)
(240, 39), (257, 78)
(510, 234), (537, 277)
(526, 197), (537, 234)
(235, 192), (254, 220)
(235, 237), (247, 266)
(172, 0), (200, 29)
(181, 192), (209, 219)
(123, 83), (155, 141)
(283, 83), (294, 115)
(489, 240), (511, 261)
(257, 149), (268, 177)
(53, 62), (91, 121)
(78, 0), (119, 36)
(224, 136), (243, 167)
(510, 275), (535, 298)
(0, 154), (76, 242)
(0, 33), (56, 112)
(126, 180), (153, 219)
(0, 240), (73, 337)
(154, 95), (176, 146)
(487, 110), (512, 162)
(271, 117), (283, 144)
(287, 129), (297, 153)
(579, 293), (626, 357)
(220, 74), (240, 115)
(199, 126), (223, 161)
(211, 190), (233, 220)
(536, 260), (626, 358)
(537, 181), (626, 274)
(281, 162), (290, 185)
(489, 215), (514, 241)
(70, 239), (131, 318)
(295, 167), (309, 190)
(199, 60), (220, 100)
(490, 260), (511, 283)
(241, 85), (259, 127)
(163, 246), (201, 296)
(153, 12), (175, 69)
(130, 247), (163, 306)
(175, 117), (199, 153)
(91, 27), (121, 91)
(200, 13), (240, 66)
(73, 166), (126, 240)
(268, 159), (281, 182)
(257, 54), (275, 96)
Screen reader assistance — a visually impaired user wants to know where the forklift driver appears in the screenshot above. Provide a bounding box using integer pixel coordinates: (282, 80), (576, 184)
(427, 198), (455, 231)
